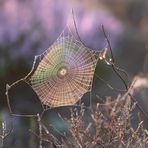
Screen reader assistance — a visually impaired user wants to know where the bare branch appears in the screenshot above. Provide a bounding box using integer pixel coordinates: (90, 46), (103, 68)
(101, 25), (148, 121)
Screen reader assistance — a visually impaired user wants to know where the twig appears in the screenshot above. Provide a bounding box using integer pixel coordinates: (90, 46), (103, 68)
(37, 114), (42, 148)
(72, 9), (87, 48)
(11, 114), (37, 118)
(101, 25), (148, 121)
(101, 25), (115, 64)
(0, 122), (13, 148)
(5, 78), (25, 113)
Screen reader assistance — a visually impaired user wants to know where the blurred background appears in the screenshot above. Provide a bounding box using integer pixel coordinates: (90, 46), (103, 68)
(0, 0), (148, 147)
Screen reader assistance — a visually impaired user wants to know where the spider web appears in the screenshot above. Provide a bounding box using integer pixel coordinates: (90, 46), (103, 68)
(25, 28), (98, 107)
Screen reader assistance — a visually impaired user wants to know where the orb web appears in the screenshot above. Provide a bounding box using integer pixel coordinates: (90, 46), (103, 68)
(26, 29), (98, 107)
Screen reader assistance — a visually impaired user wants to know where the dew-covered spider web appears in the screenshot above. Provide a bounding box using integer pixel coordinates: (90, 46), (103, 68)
(25, 27), (98, 107)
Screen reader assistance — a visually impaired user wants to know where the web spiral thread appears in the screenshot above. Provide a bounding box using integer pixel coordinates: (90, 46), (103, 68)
(26, 29), (98, 107)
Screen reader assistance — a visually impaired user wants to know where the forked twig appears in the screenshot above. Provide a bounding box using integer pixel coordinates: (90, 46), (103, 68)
(6, 79), (24, 113)
(101, 25), (148, 121)
(101, 25), (129, 90)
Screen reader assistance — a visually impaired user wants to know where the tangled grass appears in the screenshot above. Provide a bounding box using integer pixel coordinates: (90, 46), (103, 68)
(1, 72), (148, 148)
(1, 74), (148, 148)
(37, 92), (148, 148)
